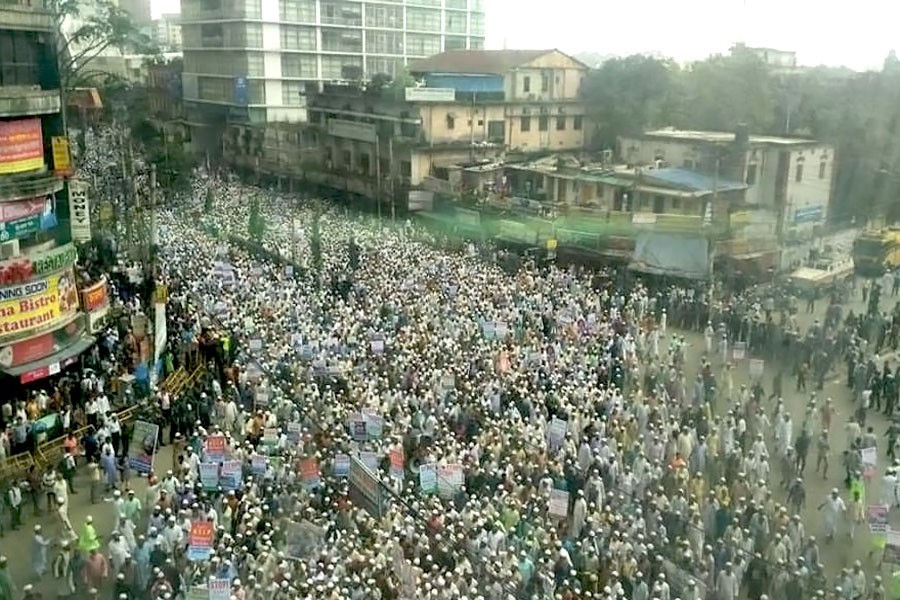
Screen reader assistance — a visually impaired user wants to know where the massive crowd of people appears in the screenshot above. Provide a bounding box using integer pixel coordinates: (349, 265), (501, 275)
(0, 126), (895, 600)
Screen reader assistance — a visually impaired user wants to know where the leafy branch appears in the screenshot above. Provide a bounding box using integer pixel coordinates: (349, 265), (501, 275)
(49, 0), (160, 90)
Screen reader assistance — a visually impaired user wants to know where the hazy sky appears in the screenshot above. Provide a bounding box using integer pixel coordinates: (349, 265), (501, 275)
(152, 0), (898, 71)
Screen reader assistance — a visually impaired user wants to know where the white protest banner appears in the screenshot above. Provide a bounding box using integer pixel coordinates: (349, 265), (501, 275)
(862, 447), (877, 477)
(549, 489), (569, 519)
(209, 578), (231, 600)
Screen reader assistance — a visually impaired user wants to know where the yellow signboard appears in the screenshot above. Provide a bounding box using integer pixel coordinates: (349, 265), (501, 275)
(0, 269), (79, 341)
(51, 136), (72, 176)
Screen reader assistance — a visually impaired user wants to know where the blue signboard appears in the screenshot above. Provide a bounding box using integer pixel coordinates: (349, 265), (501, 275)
(793, 205), (824, 224)
(234, 76), (249, 106)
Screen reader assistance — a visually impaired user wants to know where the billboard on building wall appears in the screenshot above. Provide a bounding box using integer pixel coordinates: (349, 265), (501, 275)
(80, 277), (109, 312)
(0, 268), (80, 342)
(0, 243), (77, 286)
(405, 87), (455, 102)
(0, 317), (86, 368)
(68, 179), (92, 242)
(51, 136), (73, 176)
(327, 119), (377, 143)
(234, 76), (249, 106)
(0, 118), (45, 175)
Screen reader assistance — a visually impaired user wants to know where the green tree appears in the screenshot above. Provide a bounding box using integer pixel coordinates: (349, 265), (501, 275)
(204, 188), (215, 214)
(52, 0), (158, 90)
(679, 54), (776, 132)
(248, 195), (266, 241)
(581, 55), (681, 150)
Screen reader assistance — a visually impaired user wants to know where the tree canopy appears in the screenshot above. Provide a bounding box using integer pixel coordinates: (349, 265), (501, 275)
(582, 52), (900, 222)
(248, 195), (266, 241)
(52, 0), (158, 89)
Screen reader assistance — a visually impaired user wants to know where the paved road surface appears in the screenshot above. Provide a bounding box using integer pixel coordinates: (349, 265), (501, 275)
(3, 284), (900, 596)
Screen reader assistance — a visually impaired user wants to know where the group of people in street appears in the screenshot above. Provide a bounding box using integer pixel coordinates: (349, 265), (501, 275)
(1, 125), (897, 600)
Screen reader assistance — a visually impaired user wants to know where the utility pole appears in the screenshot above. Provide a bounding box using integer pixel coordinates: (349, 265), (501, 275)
(149, 163), (158, 267)
(389, 135), (396, 223)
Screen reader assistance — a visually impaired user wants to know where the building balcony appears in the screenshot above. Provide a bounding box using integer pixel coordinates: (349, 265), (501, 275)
(0, 169), (64, 203)
(0, 87), (61, 118)
(0, 0), (55, 32)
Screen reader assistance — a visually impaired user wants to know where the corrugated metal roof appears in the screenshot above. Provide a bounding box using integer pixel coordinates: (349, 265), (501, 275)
(409, 50), (555, 75)
(643, 168), (745, 193)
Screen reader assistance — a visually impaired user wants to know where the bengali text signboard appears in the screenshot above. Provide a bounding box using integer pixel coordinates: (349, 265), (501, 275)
(0, 118), (44, 175)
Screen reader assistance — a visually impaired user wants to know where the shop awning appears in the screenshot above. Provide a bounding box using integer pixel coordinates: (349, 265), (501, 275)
(3, 335), (96, 384)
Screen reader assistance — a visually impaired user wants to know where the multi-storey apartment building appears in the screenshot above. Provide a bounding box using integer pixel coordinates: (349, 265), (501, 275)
(619, 127), (836, 268)
(180, 0), (486, 151)
(0, 0), (105, 384)
(223, 49), (588, 212)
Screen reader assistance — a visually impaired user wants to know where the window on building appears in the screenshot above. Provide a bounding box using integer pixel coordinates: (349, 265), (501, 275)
(538, 116), (548, 131)
(446, 114), (455, 129)
(366, 31), (403, 54)
(746, 163), (757, 185)
(405, 34), (441, 56)
(366, 56), (402, 77)
(469, 37), (484, 49)
(322, 29), (363, 53)
(795, 162), (804, 182)
(400, 161), (412, 177)
(282, 54), (316, 78)
(573, 116), (582, 130)
(280, 0), (315, 22)
(282, 81), (304, 105)
(487, 120), (504, 141)
(198, 77), (230, 102)
(200, 23), (224, 47)
(523, 76), (530, 93)
(247, 53), (264, 76)
(359, 153), (370, 174)
(0, 31), (40, 86)
(469, 13), (485, 35)
(281, 25), (316, 50)
(247, 80), (265, 104)
(819, 161), (827, 179)
(541, 72), (549, 92)
(445, 12), (467, 34)
(556, 117), (565, 131)
(232, 23), (263, 47)
(672, 197), (682, 210)
(444, 36), (467, 50)
(406, 7), (441, 32)
(321, 55), (362, 79)
(446, 0), (467, 8)
(365, 4), (402, 28)
(320, 2), (362, 26)
(521, 116), (531, 132)
(653, 195), (665, 214)
(244, 0), (261, 19)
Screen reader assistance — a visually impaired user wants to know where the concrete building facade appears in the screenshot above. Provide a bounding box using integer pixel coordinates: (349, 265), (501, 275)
(618, 128), (835, 243)
(180, 0), (486, 151)
(0, 1), (102, 385)
(222, 50), (588, 212)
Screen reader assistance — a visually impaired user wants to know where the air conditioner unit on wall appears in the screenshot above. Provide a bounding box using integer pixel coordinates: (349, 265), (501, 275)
(0, 240), (20, 259)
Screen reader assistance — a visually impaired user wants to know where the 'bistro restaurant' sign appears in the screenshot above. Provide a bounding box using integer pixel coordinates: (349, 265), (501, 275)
(0, 268), (79, 341)
(0, 243), (77, 286)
